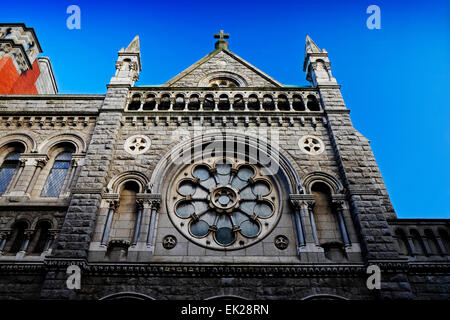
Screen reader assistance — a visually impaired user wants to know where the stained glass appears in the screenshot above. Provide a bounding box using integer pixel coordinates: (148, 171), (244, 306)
(0, 151), (22, 194)
(41, 151), (72, 197)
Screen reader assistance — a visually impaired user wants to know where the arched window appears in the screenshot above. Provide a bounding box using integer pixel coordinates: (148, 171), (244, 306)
(158, 94), (171, 110)
(173, 94), (185, 110)
(311, 182), (340, 244)
(128, 94), (141, 110)
(248, 94), (260, 110)
(262, 95), (275, 110)
(233, 94), (244, 110)
(41, 150), (73, 197)
(8, 221), (28, 254)
(109, 181), (139, 243)
(31, 220), (52, 254)
(188, 95), (200, 110)
(277, 95), (289, 111)
(142, 94), (156, 110)
(307, 95), (321, 111)
(0, 145), (24, 195)
(218, 94), (230, 110)
(203, 94), (215, 110)
(292, 95), (305, 111)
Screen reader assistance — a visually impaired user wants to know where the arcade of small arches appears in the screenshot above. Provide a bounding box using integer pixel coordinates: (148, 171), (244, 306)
(393, 225), (449, 258)
(0, 217), (57, 257)
(126, 91), (322, 113)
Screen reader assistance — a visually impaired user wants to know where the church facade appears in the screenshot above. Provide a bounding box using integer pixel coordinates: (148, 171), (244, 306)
(0, 23), (448, 300)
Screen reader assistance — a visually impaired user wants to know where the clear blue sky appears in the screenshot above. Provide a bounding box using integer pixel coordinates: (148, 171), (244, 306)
(2, 0), (449, 218)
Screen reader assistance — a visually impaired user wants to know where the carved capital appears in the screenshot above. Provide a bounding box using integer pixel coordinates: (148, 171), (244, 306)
(150, 199), (161, 210)
(24, 230), (34, 239)
(48, 229), (59, 239)
(35, 158), (48, 168)
(306, 200), (315, 211)
(108, 200), (120, 210)
(0, 230), (11, 240)
(18, 159), (26, 167)
(332, 200), (344, 212)
(136, 199), (144, 210)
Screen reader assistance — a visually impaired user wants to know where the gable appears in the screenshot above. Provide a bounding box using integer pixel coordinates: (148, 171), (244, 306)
(163, 49), (283, 88)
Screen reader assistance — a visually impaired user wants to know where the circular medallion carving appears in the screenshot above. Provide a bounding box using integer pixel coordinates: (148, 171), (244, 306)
(162, 235), (177, 250)
(124, 135), (151, 155)
(274, 235), (289, 250)
(298, 136), (325, 155)
(167, 157), (281, 250)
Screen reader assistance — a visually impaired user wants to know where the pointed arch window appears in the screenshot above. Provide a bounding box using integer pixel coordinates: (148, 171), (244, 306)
(0, 147), (24, 195)
(41, 151), (73, 197)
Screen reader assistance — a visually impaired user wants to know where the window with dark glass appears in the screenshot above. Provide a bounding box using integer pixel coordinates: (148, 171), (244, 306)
(32, 220), (51, 253)
(9, 221), (28, 254)
(41, 151), (73, 197)
(0, 148), (23, 195)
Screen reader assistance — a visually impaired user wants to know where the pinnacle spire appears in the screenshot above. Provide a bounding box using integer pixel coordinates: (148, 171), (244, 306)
(305, 35), (321, 54)
(125, 35), (140, 53)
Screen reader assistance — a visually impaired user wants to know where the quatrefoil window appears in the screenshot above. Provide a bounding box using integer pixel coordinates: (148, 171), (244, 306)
(299, 136), (325, 155)
(124, 135), (151, 155)
(167, 157), (281, 250)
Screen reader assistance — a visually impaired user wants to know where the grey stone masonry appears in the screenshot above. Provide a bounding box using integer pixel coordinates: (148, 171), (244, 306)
(321, 87), (399, 261)
(50, 86), (128, 258)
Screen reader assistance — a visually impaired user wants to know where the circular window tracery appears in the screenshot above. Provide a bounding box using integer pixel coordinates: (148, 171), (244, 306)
(208, 77), (239, 87)
(124, 135), (151, 155)
(167, 157), (281, 250)
(298, 136), (325, 155)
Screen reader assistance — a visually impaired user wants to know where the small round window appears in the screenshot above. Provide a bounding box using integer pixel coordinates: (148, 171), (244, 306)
(299, 136), (325, 155)
(124, 135), (151, 155)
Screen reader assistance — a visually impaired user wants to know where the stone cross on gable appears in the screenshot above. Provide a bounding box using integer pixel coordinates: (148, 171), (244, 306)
(214, 30), (229, 41)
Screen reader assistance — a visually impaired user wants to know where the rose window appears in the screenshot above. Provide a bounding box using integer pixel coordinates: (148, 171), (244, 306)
(167, 157), (281, 250)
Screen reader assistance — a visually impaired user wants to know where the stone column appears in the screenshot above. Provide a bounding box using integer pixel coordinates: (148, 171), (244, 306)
(42, 230), (55, 253)
(421, 233), (432, 256)
(101, 200), (119, 246)
(61, 158), (78, 194)
(406, 235), (417, 256)
(16, 230), (34, 258)
(435, 234), (447, 255)
(132, 199), (144, 245)
(25, 158), (47, 195)
(290, 199), (306, 255)
(146, 199), (161, 247)
(7, 158), (25, 192)
(307, 201), (319, 245)
(333, 201), (350, 247)
(0, 231), (10, 254)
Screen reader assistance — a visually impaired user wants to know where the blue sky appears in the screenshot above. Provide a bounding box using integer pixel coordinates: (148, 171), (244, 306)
(2, 0), (449, 218)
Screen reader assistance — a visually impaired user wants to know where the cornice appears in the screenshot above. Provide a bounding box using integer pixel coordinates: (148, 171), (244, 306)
(1, 260), (448, 276)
